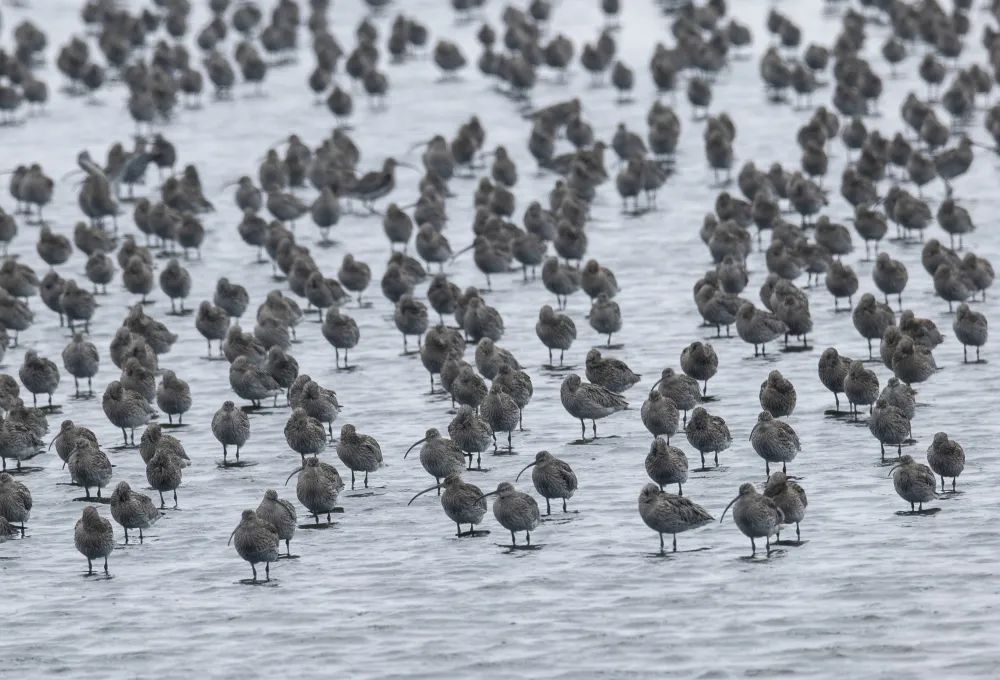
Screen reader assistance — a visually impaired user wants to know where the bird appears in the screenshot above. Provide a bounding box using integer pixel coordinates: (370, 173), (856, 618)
(477, 482), (541, 547)
(408, 473), (488, 537)
(335, 424), (383, 489)
(256, 489), (297, 557)
(228, 509), (280, 583)
(763, 472), (807, 543)
(638, 484), (713, 554)
(720, 483), (784, 557)
(926, 432), (965, 492)
(109, 481), (160, 544)
(516, 451), (577, 515)
(75, 506), (114, 575)
(889, 455), (937, 513)
(560, 374), (628, 441)
(750, 411), (800, 476)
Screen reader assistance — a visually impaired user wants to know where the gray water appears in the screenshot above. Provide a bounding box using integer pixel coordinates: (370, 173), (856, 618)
(3, 0), (1000, 677)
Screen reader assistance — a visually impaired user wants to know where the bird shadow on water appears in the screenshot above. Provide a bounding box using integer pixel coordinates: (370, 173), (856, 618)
(567, 435), (620, 446)
(738, 549), (787, 562)
(692, 466), (728, 474)
(894, 508), (942, 517)
(68, 393), (96, 402)
(199, 356), (229, 362)
(499, 544), (543, 553)
(773, 539), (808, 547)
(644, 547), (712, 559)
(73, 496), (111, 504)
(541, 364), (576, 373)
(6, 466), (43, 475)
(236, 579), (279, 587)
(216, 460), (258, 470)
(38, 405), (63, 414)
(82, 572), (114, 581)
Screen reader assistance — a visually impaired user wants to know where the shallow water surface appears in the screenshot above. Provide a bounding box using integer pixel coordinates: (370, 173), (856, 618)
(3, 1), (1000, 677)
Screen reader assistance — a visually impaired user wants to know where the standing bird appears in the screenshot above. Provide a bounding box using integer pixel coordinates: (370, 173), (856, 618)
(750, 411), (800, 476)
(336, 424), (383, 489)
(286, 457), (345, 524)
(680, 342), (718, 396)
(212, 401), (250, 465)
(926, 432), (965, 492)
(408, 473), (488, 537)
(156, 370), (191, 425)
(953, 304), (987, 363)
(516, 451), (577, 515)
(763, 472), (807, 543)
(75, 506), (115, 575)
(405, 428), (467, 487)
(109, 481), (160, 544)
(560, 374), (628, 441)
(889, 455), (937, 512)
(478, 482), (541, 547)
(256, 489), (296, 557)
(720, 483), (784, 557)
(19, 350), (59, 408)
(638, 484), (713, 554)
(640, 390), (678, 442)
(685, 407), (732, 469)
(535, 304), (576, 366)
(62, 333), (99, 397)
(645, 438), (688, 495)
(759, 370), (796, 417)
(0, 472), (31, 535)
(228, 509), (280, 583)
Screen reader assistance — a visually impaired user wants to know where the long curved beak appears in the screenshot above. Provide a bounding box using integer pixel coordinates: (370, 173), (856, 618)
(284, 468), (302, 486)
(47, 432), (62, 451)
(406, 139), (430, 153)
(887, 464), (901, 478)
(650, 378), (663, 391)
(407, 483), (442, 505)
(397, 161), (419, 172)
(719, 496), (738, 524)
(60, 168), (84, 181)
(403, 437), (427, 459)
(473, 490), (499, 503)
(515, 462), (537, 482)
(450, 243), (474, 262)
(227, 527), (238, 546)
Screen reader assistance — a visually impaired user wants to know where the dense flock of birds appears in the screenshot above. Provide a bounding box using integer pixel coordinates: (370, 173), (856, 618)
(0, 0), (994, 582)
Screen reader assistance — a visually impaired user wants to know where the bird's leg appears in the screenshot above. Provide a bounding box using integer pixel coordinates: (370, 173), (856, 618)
(159, 490), (165, 508)
(591, 420), (597, 439)
(251, 564), (258, 583)
(364, 471), (369, 488)
(87, 558), (93, 575)
(750, 537), (756, 556)
(796, 523), (801, 542)
(714, 451), (719, 466)
(124, 528), (129, 544)
(700, 451), (705, 469)
(545, 498), (551, 516)
(526, 531), (531, 546)
(563, 498), (568, 513)
(766, 535), (771, 555)
(104, 556), (109, 574)
(351, 469), (355, 490)
(673, 534), (678, 552)
(510, 530), (516, 546)
(579, 419), (586, 441)
(265, 562), (270, 582)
